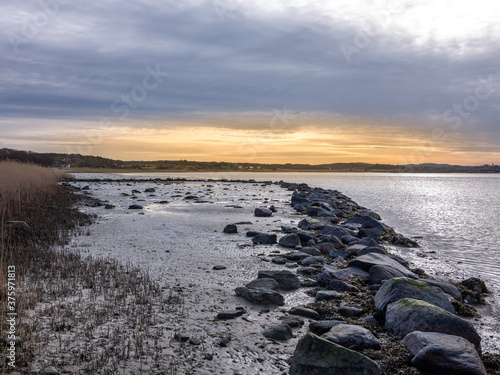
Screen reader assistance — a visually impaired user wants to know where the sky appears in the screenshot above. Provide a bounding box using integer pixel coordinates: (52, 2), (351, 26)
(1, 0), (499, 165)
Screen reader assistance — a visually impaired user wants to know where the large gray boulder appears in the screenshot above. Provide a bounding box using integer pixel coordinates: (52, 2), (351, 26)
(374, 277), (455, 313)
(348, 253), (417, 279)
(279, 234), (301, 248)
(420, 279), (462, 302)
(322, 324), (381, 351)
(258, 270), (301, 290)
(385, 298), (481, 352)
(402, 331), (486, 375)
(369, 265), (408, 284)
(290, 333), (381, 375)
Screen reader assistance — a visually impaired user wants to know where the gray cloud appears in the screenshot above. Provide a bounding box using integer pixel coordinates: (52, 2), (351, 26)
(0, 0), (499, 136)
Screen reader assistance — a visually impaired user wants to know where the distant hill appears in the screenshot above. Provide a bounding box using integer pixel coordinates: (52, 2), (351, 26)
(0, 148), (122, 168)
(1, 148), (499, 173)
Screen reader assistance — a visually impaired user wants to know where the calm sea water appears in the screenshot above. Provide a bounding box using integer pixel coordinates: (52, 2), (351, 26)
(106, 171), (500, 291)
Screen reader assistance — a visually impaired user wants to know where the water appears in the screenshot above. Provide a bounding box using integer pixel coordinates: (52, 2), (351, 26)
(99, 171), (500, 289)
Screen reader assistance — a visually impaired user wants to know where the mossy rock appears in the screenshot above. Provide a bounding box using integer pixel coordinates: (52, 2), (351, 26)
(290, 333), (381, 375)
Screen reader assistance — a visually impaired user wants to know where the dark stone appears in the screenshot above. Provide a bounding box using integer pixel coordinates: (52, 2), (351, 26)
(235, 286), (284, 306)
(217, 308), (246, 320)
(358, 237), (381, 248)
(104, 204), (115, 209)
(315, 290), (343, 301)
(258, 270), (301, 290)
(322, 324), (381, 351)
(338, 304), (364, 318)
(309, 320), (344, 335)
(298, 267), (318, 275)
(291, 195), (311, 207)
(357, 210), (381, 220)
(247, 231), (264, 237)
(329, 250), (351, 259)
(289, 333), (381, 375)
(246, 278), (280, 291)
(255, 207), (273, 217)
(223, 224), (238, 234)
(318, 236), (344, 249)
(420, 279), (462, 302)
(213, 265), (227, 270)
(357, 247), (386, 256)
(289, 306), (319, 320)
(342, 235), (359, 245)
(301, 256), (325, 266)
(263, 324), (293, 341)
(271, 257), (287, 265)
(346, 244), (366, 255)
(320, 225), (352, 238)
(385, 298), (481, 352)
(219, 333), (231, 347)
(252, 233), (277, 244)
(369, 265), (408, 284)
(402, 331), (486, 375)
(144, 188), (156, 192)
(334, 267), (369, 280)
(128, 204), (143, 209)
(279, 234), (302, 248)
(269, 205), (277, 212)
(287, 252), (311, 261)
(300, 247), (322, 256)
(348, 253), (417, 279)
(374, 277), (455, 313)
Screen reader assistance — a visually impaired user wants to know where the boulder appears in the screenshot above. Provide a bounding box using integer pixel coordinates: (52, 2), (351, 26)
(235, 286), (284, 306)
(309, 320), (345, 335)
(287, 252), (311, 261)
(402, 331), (486, 375)
(318, 236), (345, 249)
(289, 306), (319, 320)
(279, 234), (302, 248)
(328, 250), (351, 259)
(298, 218), (326, 230)
(128, 204), (143, 209)
(291, 195), (311, 207)
(374, 277), (455, 313)
(316, 290), (343, 301)
(252, 233), (277, 245)
(346, 244), (367, 255)
(322, 324), (381, 351)
(369, 265), (407, 284)
(341, 235), (359, 245)
(280, 316), (305, 328)
(358, 237), (381, 247)
(320, 225), (352, 238)
(290, 333), (381, 375)
(420, 279), (462, 302)
(254, 207), (273, 217)
(385, 298), (481, 352)
(357, 247), (386, 256)
(348, 253), (417, 279)
(300, 247), (322, 256)
(334, 267), (369, 280)
(263, 324), (293, 341)
(301, 256), (325, 266)
(223, 224), (237, 234)
(258, 270), (301, 290)
(246, 278), (280, 291)
(338, 304), (364, 318)
(144, 188), (156, 192)
(357, 210), (381, 220)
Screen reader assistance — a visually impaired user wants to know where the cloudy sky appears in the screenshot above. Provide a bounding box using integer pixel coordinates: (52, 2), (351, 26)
(1, 0), (499, 164)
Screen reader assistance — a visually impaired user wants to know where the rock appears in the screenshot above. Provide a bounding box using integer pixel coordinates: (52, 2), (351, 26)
(246, 278), (280, 291)
(213, 265), (227, 270)
(358, 237), (381, 247)
(348, 253), (417, 279)
(219, 333), (231, 347)
(289, 306), (319, 320)
(289, 333), (381, 375)
(357, 247), (386, 256)
(328, 250), (351, 259)
(287, 252), (311, 261)
(104, 204), (115, 209)
(258, 270), (301, 290)
(320, 226), (352, 238)
(402, 331), (486, 375)
(217, 308), (246, 320)
(298, 267), (318, 275)
(318, 277), (360, 293)
(374, 277), (455, 313)
(41, 367), (59, 375)
(459, 278), (489, 294)
(357, 210), (381, 220)
(269, 205), (277, 212)
(247, 230), (264, 237)
(385, 298), (481, 352)
(280, 316), (305, 328)
(144, 188), (156, 192)
(298, 218), (326, 230)
(291, 195), (311, 207)
(82, 185), (90, 190)
(301, 256), (325, 266)
(223, 224), (238, 234)
(252, 233), (277, 244)
(128, 204), (143, 209)
(387, 254), (410, 268)
(271, 257), (287, 265)
(316, 290), (343, 301)
(306, 239), (316, 247)
(296, 231), (317, 244)
(235, 286), (284, 306)
(421, 279), (462, 302)
(346, 244), (367, 255)
(369, 265), (408, 284)
(254, 207), (273, 217)
(263, 324), (293, 341)
(334, 267), (369, 280)
(322, 324), (381, 351)
(279, 234), (301, 248)
(309, 320), (345, 335)
(300, 247), (322, 256)
(342, 235), (359, 245)
(190, 337), (202, 345)
(338, 304), (364, 318)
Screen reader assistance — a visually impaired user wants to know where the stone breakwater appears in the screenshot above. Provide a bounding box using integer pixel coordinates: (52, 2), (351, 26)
(235, 181), (497, 375)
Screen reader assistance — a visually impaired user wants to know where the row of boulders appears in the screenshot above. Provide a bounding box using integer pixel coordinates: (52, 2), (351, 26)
(232, 182), (491, 375)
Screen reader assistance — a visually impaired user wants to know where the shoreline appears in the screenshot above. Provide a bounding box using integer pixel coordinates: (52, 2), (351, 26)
(10, 175), (499, 374)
